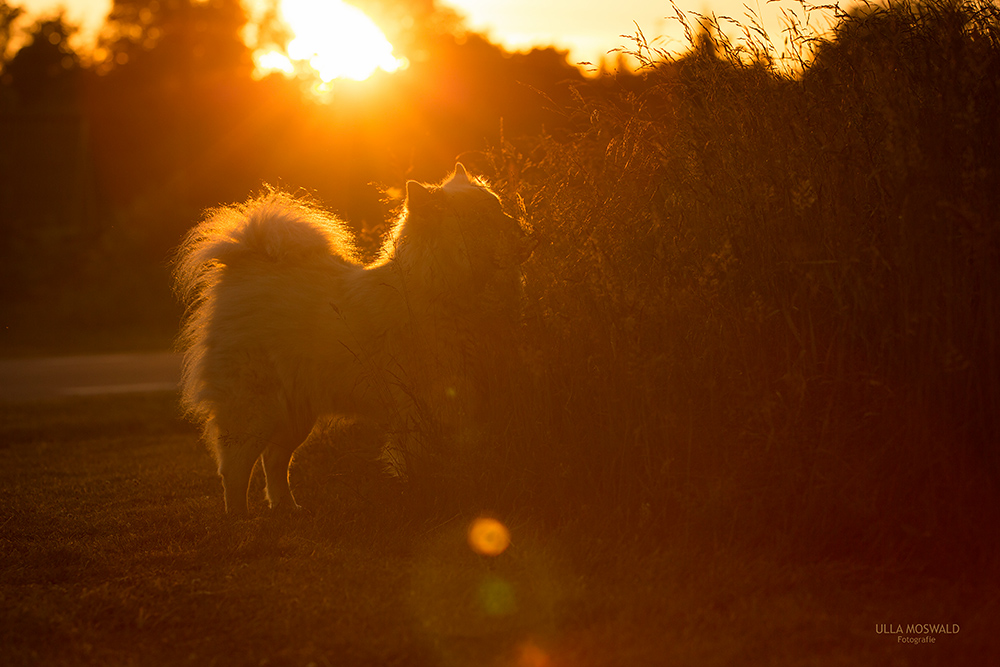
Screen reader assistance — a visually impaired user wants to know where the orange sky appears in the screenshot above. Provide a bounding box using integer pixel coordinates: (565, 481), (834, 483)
(15, 0), (841, 68)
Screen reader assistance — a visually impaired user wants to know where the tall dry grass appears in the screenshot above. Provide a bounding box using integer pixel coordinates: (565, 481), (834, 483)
(419, 0), (1000, 565)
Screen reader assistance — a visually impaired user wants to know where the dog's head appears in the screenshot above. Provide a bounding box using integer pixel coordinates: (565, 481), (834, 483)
(400, 164), (535, 295)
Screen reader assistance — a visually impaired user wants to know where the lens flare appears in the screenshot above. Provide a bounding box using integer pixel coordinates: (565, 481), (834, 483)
(468, 517), (511, 556)
(254, 0), (404, 82)
(516, 641), (552, 667)
(478, 574), (517, 616)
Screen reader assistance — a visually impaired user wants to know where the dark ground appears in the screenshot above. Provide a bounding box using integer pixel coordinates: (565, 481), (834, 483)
(0, 391), (996, 666)
(0, 352), (180, 401)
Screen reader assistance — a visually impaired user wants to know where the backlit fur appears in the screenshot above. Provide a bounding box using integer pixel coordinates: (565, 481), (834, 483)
(173, 165), (531, 516)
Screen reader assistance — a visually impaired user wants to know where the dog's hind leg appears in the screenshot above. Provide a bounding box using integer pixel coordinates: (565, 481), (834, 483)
(262, 427), (308, 512)
(216, 431), (265, 519)
(210, 407), (279, 518)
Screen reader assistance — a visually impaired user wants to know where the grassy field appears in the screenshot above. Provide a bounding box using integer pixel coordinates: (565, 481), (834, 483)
(0, 391), (996, 666)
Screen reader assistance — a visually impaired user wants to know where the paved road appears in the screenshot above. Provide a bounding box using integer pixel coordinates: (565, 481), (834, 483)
(0, 352), (182, 402)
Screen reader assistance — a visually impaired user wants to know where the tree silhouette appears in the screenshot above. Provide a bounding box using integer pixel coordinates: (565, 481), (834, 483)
(0, 0), (23, 70)
(99, 0), (250, 79)
(3, 14), (81, 107)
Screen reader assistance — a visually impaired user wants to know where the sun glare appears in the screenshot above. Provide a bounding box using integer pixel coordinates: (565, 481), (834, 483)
(253, 0), (405, 83)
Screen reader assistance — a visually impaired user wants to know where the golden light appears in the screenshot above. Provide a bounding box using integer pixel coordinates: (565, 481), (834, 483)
(254, 50), (295, 76)
(468, 517), (511, 556)
(254, 0), (405, 82)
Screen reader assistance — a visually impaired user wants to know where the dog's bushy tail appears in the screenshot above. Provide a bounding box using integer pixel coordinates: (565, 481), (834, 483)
(174, 191), (357, 305)
(172, 190), (358, 418)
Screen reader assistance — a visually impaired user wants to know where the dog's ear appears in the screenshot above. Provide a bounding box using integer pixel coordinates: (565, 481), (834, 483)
(452, 163), (471, 185)
(405, 181), (435, 211)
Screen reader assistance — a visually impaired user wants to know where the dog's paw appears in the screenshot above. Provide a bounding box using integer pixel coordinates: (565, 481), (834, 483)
(270, 501), (313, 517)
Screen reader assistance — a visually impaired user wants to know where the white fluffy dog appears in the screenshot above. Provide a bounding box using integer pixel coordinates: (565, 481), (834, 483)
(174, 165), (532, 516)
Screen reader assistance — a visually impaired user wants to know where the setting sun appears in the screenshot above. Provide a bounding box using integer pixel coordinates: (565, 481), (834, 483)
(253, 0), (405, 83)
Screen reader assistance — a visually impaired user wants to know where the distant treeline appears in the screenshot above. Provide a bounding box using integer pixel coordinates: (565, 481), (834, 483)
(0, 0), (590, 350)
